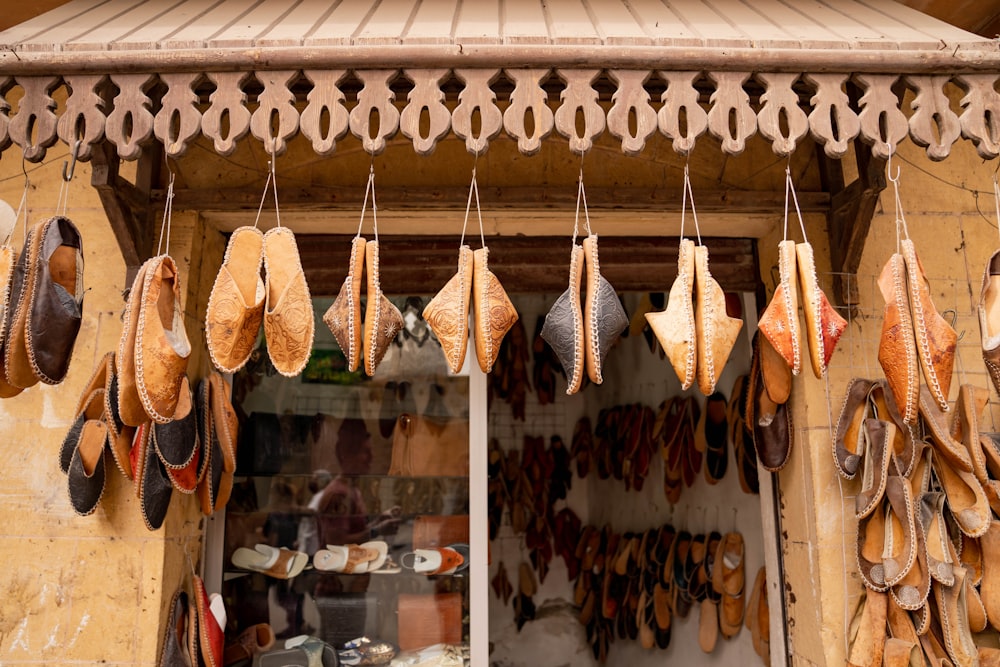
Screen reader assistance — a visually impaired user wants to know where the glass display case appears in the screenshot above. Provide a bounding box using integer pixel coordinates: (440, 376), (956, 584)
(207, 296), (486, 665)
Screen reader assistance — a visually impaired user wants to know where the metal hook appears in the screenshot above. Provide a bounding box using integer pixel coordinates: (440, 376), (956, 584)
(62, 139), (80, 182)
(940, 309), (966, 342)
(886, 145), (901, 183)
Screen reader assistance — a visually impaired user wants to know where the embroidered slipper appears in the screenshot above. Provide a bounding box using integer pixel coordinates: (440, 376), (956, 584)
(206, 226), (265, 374)
(881, 475), (917, 584)
(262, 226), (314, 377)
(901, 239), (956, 411)
(472, 246), (519, 374)
(323, 236), (366, 372)
(136, 415), (174, 531)
(758, 240), (801, 376)
(232, 544), (309, 579)
(153, 376), (199, 470)
(117, 259), (151, 427)
(361, 240), (403, 376)
(952, 383), (990, 484)
(135, 255), (192, 424)
(24, 217), (84, 385)
(66, 417), (108, 516)
(693, 244), (742, 395)
(3, 223), (43, 388)
(855, 418), (892, 519)
(193, 576), (226, 667)
(877, 253), (919, 425)
(646, 238), (697, 391)
(424, 244), (474, 375)
(887, 479), (926, 607)
(795, 241), (846, 378)
(581, 235), (627, 385)
(918, 385), (973, 473)
(541, 243), (586, 394)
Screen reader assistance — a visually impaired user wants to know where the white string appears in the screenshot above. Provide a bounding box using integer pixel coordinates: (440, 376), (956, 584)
(56, 180), (69, 217)
(356, 165), (375, 239)
(459, 166), (486, 249)
(18, 155), (29, 245)
(681, 163), (702, 245)
(253, 148), (282, 230)
(156, 172), (176, 257)
(573, 167), (593, 245)
(784, 166), (809, 242)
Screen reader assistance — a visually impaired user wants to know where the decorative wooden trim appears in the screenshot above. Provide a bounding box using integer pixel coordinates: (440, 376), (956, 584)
(105, 74), (156, 161)
(756, 73), (808, 158)
(606, 69), (657, 156)
(706, 71), (756, 156)
(553, 69), (604, 155)
(250, 70), (300, 156)
(58, 75), (106, 162)
(348, 69), (400, 156)
(0, 77), (10, 154)
(804, 73), (860, 160)
(905, 75), (961, 162)
(502, 68), (554, 156)
(658, 71), (707, 156)
(451, 69), (503, 156)
(400, 68), (451, 155)
(300, 69), (350, 157)
(9, 76), (59, 162)
(957, 74), (1000, 160)
(201, 72), (252, 157)
(854, 74), (908, 160)
(154, 73), (201, 158)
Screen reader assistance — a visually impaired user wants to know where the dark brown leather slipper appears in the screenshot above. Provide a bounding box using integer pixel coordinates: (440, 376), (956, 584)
(67, 419), (108, 516)
(4, 224), (42, 389)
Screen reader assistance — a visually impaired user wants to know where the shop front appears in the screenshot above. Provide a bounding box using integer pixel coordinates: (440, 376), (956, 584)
(2, 1), (1000, 666)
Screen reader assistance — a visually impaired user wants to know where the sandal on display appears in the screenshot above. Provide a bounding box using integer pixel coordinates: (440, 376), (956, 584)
(540, 243), (586, 394)
(205, 226), (265, 374)
(646, 238), (697, 391)
(758, 240), (801, 376)
(401, 546), (464, 576)
(313, 541), (386, 574)
(232, 544), (309, 579)
(262, 226), (314, 377)
(362, 240), (404, 377)
(877, 253), (919, 425)
(324, 236), (367, 373)
(423, 245), (474, 375)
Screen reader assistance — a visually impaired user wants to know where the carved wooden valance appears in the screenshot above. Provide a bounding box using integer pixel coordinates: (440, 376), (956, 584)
(3, 69), (999, 164)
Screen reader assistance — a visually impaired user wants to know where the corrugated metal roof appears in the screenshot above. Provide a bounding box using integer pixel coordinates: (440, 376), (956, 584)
(0, 0), (988, 53)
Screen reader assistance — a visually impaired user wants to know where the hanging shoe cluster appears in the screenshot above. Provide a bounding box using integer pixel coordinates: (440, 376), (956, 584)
(159, 577), (229, 667)
(0, 216), (85, 397)
(837, 376), (1000, 667)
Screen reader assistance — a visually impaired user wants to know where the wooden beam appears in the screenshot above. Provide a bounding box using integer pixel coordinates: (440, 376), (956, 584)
(295, 235), (759, 295)
(91, 139), (153, 269)
(163, 185), (830, 214)
(820, 140), (886, 308)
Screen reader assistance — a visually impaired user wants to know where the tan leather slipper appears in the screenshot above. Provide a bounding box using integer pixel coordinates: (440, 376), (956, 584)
(856, 418), (892, 519)
(581, 235), (627, 384)
(759, 240), (801, 375)
(901, 239), (956, 411)
(3, 223), (42, 389)
(883, 638), (922, 667)
(0, 236), (20, 398)
(694, 244), (743, 395)
(981, 521), (1000, 631)
(933, 568), (979, 667)
(796, 241), (847, 378)
(646, 238), (697, 391)
(834, 378), (876, 480)
(541, 244), (586, 394)
(362, 240), (403, 377)
(847, 588), (887, 667)
(206, 226), (265, 374)
(933, 453), (990, 538)
(964, 567), (988, 633)
(698, 597), (718, 653)
(263, 226), (314, 377)
(760, 333), (792, 405)
(424, 244), (474, 375)
(135, 255), (191, 424)
(858, 503), (889, 592)
(882, 475), (917, 588)
(323, 236), (366, 372)
(890, 482), (930, 611)
(473, 246), (518, 374)
(951, 383), (990, 483)
(118, 259), (152, 427)
(919, 385), (974, 474)
(919, 490), (956, 586)
(877, 253), (919, 425)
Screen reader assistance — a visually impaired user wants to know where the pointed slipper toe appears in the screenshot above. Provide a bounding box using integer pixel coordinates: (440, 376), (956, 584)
(694, 244), (742, 395)
(361, 240), (403, 376)
(541, 244), (586, 394)
(206, 226), (265, 374)
(796, 242), (846, 377)
(473, 246), (519, 374)
(424, 244), (474, 375)
(323, 236), (366, 372)
(758, 240), (801, 375)
(646, 238), (696, 390)
(263, 226), (314, 377)
(4, 224), (43, 388)
(877, 253), (919, 424)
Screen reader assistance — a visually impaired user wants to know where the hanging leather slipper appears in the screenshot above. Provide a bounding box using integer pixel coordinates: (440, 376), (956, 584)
(758, 240), (801, 375)
(978, 248), (1000, 396)
(759, 333), (792, 405)
(222, 623), (275, 667)
(197, 373), (238, 515)
(919, 490), (956, 586)
(703, 391), (728, 484)
(933, 568), (979, 667)
(262, 226), (314, 377)
(541, 244), (586, 394)
(646, 238), (697, 391)
(135, 255), (191, 424)
(933, 453), (990, 538)
(581, 235), (627, 385)
(918, 385), (973, 473)
(362, 240), (403, 376)
(856, 418), (893, 518)
(882, 474), (917, 588)
(847, 587), (887, 667)
(3, 223), (42, 389)
(67, 417), (108, 516)
(424, 244), (474, 375)
(858, 503), (889, 592)
(694, 244), (742, 395)
(714, 532), (746, 638)
(883, 638), (921, 667)
(136, 413), (174, 531)
(103, 354), (136, 480)
(0, 240), (16, 386)
(877, 253), (919, 425)
(118, 259), (152, 427)
(980, 522), (1000, 631)
(154, 376), (198, 470)
(60, 353), (110, 473)
(473, 246), (519, 374)
(796, 241), (846, 378)
(25, 216), (84, 385)
(206, 225), (265, 374)
(890, 488), (930, 610)
(159, 590), (192, 667)
(901, 239), (956, 411)
(951, 383), (990, 484)
(834, 378), (876, 480)
(323, 236), (366, 373)
(753, 364), (793, 473)
(193, 576), (226, 667)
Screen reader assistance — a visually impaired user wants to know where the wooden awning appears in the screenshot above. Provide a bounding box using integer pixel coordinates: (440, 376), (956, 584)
(0, 0), (998, 166)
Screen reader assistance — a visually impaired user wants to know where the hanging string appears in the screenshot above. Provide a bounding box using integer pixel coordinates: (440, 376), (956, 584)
(459, 162), (485, 249)
(681, 162), (702, 245)
(253, 142), (282, 230)
(18, 153), (29, 245)
(887, 145), (909, 251)
(572, 166), (592, 246)
(156, 172), (176, 257)
(783, 166), (810, 242)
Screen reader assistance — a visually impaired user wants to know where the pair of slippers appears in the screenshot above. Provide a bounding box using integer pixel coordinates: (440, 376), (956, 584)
(231, 543), (310, 579)
(646, 238), (743, 396)
(159, 576), (227, 667)
(313, 540), (393, 574)
(118, 253), (192, 426)
(207, 225), (314, 377)
(324, 236), (402, 377)
(541, 235), (628, 395)
(0, 216), (84, 397)
(423, 243), (520, 374)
